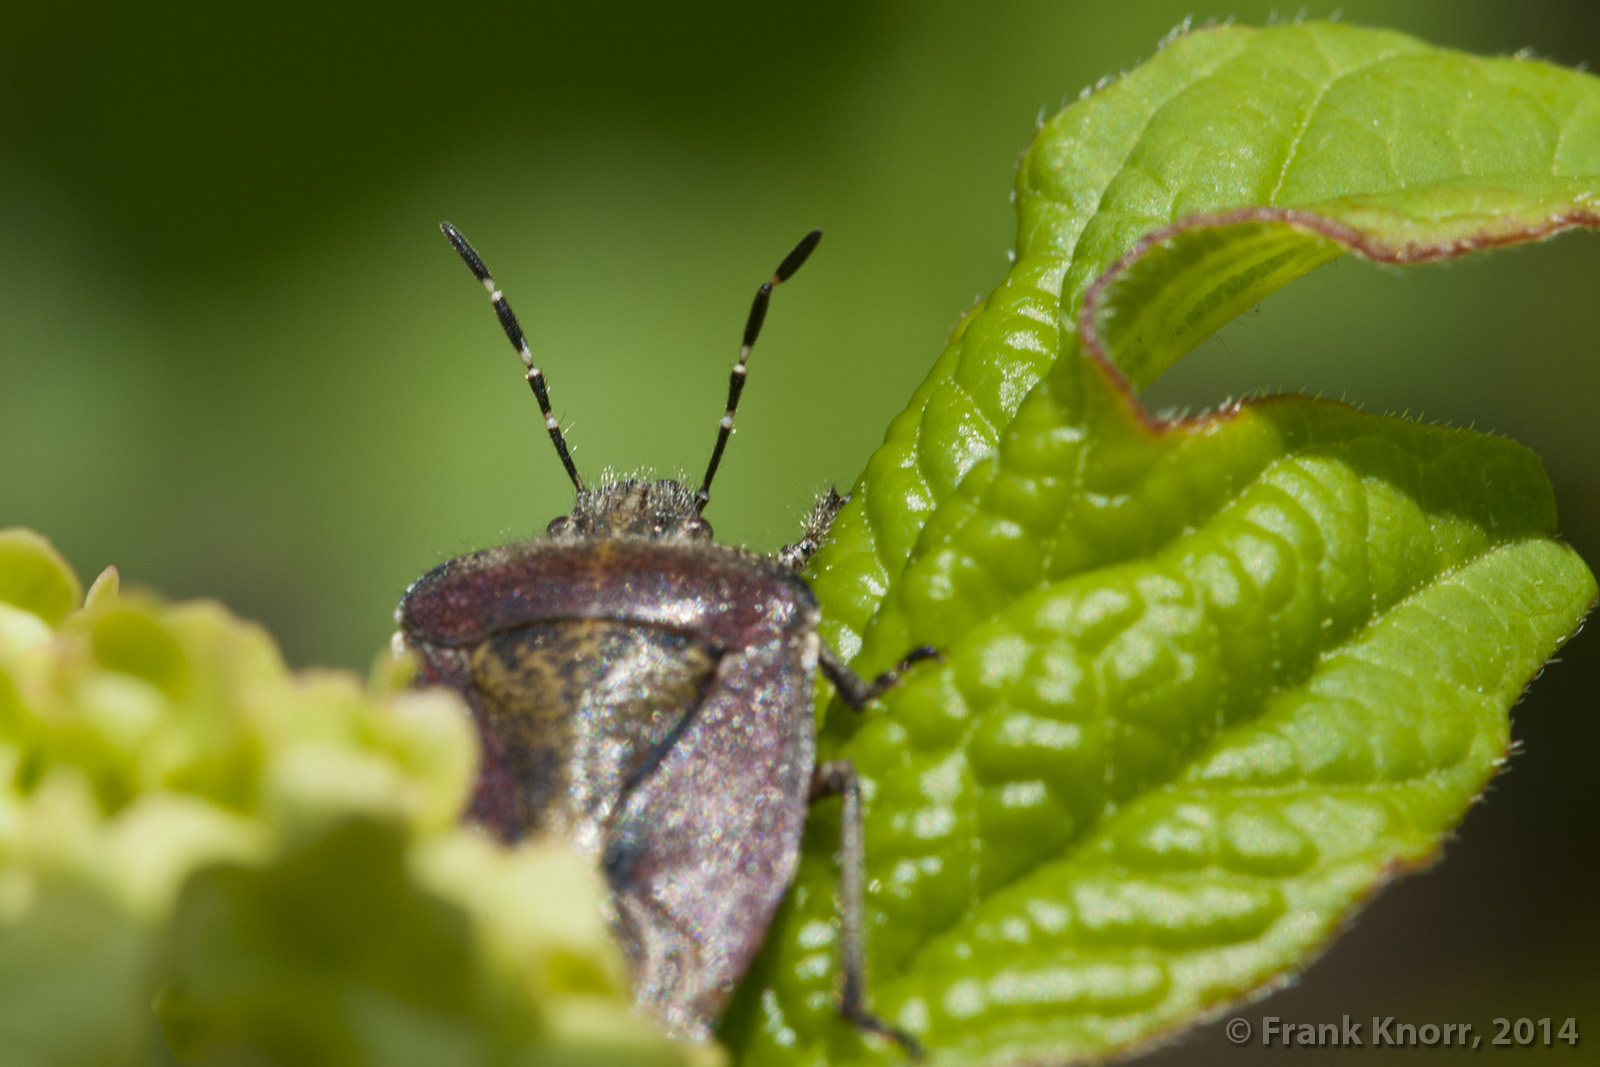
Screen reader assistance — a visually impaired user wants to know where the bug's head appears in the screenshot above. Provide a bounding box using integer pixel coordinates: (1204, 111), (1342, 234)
(441, 222), (823, 531)
(548, 478), (712, 542)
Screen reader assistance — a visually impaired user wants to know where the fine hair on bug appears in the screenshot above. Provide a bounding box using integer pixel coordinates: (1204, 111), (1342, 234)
(398, 223), (939, 1057)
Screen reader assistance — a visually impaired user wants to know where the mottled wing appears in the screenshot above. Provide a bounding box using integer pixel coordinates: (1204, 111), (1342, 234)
(602, 634), (818, 1039)
(421, 618), (721, 847)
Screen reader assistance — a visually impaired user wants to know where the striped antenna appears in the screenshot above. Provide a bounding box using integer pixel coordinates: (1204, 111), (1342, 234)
(441, 222), (585, 493)
(696, 228), (822, 513)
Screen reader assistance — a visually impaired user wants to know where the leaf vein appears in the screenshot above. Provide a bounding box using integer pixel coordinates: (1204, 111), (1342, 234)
(1268, 47), (1410, 205)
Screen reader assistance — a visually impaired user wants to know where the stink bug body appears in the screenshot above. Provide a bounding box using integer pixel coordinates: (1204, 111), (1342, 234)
(397, 224), (935, 1053)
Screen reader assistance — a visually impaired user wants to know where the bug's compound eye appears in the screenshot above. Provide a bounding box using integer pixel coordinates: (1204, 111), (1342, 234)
(547, 515), (576, 537)
(683, 517), (713, 541)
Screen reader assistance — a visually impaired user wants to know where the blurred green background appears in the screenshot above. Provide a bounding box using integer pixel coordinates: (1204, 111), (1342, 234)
(1, 0), (1595, 1062)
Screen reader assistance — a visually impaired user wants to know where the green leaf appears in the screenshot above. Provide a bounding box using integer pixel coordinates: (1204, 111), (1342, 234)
(159, 820), (693, 1067)
(724, 21), (1600, 1067)
(809, 21), (1600, 660)
(0, 878), (156, 1066)
(0, 528), (82, 629)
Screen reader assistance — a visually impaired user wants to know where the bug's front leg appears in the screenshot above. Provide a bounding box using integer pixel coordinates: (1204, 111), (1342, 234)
(818, 640), (941, 709)
(779, 488), (847, 571)
(811, 639), (937, 1054)
(810, 759), (924, 1060)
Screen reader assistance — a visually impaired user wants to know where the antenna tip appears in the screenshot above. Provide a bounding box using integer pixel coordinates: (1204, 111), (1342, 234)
(440, 222), (491, 281)
(775, 228), (823, 282)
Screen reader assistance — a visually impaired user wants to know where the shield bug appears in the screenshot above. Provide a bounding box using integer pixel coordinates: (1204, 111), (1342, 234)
(397, 223), (936, 1055)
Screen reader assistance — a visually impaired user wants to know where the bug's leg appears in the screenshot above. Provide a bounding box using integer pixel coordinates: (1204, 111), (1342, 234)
(811, 641), (937, 1053)
(780, 487), (847, 571)
(810, 759), (924, 1060)
(818, 641), (941, 709)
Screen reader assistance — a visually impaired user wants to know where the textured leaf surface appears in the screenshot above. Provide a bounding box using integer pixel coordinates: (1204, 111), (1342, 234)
(722, 22), (1599, 1067)
(809, 21), (1600, 660)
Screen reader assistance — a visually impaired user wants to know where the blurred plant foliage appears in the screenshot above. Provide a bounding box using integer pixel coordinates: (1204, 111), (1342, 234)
(2, 18), (1599, 1067)
(0, 529), (718, 1067)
